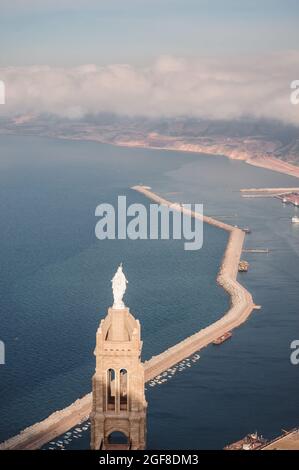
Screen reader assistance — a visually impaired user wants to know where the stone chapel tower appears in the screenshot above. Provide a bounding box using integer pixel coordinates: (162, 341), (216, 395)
(90, 265), (147, 450)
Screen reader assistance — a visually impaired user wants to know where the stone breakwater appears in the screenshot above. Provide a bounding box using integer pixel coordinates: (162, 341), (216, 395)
(262, 428), (299, 450)
(0, 394), (92, 450)
(0, 186), (255, 450)
(133, 186), (255, 380)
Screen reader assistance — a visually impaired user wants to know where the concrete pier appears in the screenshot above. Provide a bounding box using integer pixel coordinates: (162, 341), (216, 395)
(0, 187), (255, 450)
(133, 186), (254, 380)
(240, 187), (299, 193)
(262, 429), (299, 450)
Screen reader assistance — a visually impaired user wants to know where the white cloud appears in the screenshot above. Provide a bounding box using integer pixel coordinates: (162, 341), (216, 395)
(0, 53), (299, 125)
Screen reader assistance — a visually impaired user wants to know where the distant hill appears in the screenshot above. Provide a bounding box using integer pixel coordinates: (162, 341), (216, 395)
(1, 114), (299, 166)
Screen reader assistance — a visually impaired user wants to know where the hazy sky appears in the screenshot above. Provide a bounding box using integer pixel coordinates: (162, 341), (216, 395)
(1, 0), (299, 66)
(1, 1), (299, 124)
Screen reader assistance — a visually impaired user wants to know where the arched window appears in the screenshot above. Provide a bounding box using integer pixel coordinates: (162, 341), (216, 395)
(119, 369), (128, 410)
(108, 431), (128, 445)
(107, 368), (116, 411)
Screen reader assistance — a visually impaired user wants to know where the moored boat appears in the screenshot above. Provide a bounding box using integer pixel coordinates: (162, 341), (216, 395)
(238, 260), (249, 272)
(213, 331), (232, 345)
(224, 432), (267, 450)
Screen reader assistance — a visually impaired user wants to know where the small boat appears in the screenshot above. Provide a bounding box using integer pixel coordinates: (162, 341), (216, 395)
(213, 331), (232, 345)
(292, 216), (299, 223)
(238, 260), (249, 272)
(224, 432), (267, 450)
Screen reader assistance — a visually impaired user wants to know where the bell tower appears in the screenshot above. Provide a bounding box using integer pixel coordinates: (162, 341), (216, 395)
(90, 265), (147, 450)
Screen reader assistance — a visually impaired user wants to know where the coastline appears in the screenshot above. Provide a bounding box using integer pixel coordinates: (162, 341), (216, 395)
(0, 187), (255, 450)
(3, 130), (299, 180)
(106, 139), (299, 180)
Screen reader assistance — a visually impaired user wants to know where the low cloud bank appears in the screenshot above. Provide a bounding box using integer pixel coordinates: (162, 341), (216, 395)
(1, 53), (299, 125)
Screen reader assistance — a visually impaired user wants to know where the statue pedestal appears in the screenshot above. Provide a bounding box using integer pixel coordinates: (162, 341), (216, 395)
(107, 307), (130, 342)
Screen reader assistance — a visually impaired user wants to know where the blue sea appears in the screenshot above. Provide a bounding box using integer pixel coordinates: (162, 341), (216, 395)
(0, 135), (298, 449)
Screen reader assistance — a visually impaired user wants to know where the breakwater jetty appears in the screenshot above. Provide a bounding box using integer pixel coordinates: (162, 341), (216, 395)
(0, 186), (255, 450)
(262, 428), (299, 450)
(240, 188), (299, 193)
(133, 186), (255, 379)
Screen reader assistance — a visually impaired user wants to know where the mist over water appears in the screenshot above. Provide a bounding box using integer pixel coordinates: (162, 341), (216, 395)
(0, 135), (298, 448)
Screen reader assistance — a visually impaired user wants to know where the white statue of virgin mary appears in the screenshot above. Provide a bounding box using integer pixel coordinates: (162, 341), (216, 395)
(111, 263), (128, 309)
